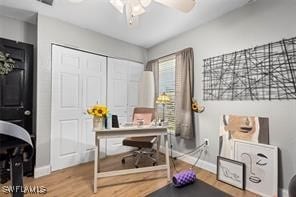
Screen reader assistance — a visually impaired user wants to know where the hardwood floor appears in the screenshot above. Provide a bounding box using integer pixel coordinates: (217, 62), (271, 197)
(0, 153), (257, 197)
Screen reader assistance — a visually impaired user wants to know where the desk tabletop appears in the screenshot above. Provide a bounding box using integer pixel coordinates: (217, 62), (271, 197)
(94, 126), (167, 132)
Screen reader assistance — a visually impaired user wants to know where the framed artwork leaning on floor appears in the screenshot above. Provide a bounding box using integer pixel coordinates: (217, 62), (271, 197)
(233, 139), (278, 197)
(217, 156), (245, 190)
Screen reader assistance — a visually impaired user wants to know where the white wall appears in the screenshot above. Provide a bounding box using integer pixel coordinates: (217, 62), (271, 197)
(148, 0), (296, 190)
(36, 14), (147, 169)
(0, 15), (37, 45)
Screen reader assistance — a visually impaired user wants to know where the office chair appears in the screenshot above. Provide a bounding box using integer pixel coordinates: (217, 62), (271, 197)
(121, 107), (158, 168)
(290, 175), (296, 197)
(0, 121), (34, 197)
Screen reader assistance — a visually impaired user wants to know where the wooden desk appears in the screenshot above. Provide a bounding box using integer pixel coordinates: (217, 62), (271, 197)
(93, 126), (170, 193)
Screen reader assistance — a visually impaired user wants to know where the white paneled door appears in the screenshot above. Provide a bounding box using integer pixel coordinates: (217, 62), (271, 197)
(127, 61), (145, 121)
(107, 58), (144, 155)
(108, 58), (128, 125)
(51, 45), (106, 171)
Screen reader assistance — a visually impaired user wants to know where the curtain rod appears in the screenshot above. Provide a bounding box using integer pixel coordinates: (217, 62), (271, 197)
(148, 47), (193, 63)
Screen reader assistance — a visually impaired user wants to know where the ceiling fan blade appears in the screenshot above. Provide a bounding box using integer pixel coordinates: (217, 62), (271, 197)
(140, 0), (152, 7)
(110, 0), (125, 14)
(37, 0), (54, 6)
(154, 0), (196, 13)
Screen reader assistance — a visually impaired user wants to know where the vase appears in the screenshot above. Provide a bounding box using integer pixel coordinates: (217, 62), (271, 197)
(93, 117), (105, 130)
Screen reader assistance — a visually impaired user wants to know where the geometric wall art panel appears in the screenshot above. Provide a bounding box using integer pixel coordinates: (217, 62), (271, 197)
(203, 36), (296, 100)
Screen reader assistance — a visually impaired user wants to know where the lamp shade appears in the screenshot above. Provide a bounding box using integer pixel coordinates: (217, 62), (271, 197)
(156, 92), (170, 104)
(138, 71), (155, 108)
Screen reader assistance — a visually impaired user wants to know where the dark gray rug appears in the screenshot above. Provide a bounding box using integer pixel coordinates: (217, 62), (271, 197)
(147, 180), (231, 197)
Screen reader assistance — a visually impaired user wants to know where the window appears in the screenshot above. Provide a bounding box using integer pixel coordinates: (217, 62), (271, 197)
(158, 56), (176, 132)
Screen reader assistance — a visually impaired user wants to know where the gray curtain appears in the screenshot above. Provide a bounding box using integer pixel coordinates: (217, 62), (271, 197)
(145, 60), (159, 108)
(175, 48), (194, 139)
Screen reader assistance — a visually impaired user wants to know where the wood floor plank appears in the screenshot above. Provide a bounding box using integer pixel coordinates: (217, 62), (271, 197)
(0, 153), (258, 197)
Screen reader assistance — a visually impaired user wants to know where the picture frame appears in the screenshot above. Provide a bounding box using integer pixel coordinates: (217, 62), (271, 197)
(217, 156), (245, 190)
(233, 139), (278, 197)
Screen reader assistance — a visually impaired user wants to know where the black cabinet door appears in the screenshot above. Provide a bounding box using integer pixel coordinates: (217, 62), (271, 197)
(0, 38), (34, 134)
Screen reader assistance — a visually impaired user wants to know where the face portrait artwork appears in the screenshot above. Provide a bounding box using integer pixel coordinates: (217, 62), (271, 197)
(219, 114), (269, 158)
(234, 140), (278, 197)
(240, 152), (267, 184)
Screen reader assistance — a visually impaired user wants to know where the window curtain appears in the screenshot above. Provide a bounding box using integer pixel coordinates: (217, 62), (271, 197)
(175, 48), (194, 139)
(145, 60), (159, 108)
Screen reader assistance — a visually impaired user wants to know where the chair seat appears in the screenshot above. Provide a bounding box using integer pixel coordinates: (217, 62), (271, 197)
(122, 136), (156, 148)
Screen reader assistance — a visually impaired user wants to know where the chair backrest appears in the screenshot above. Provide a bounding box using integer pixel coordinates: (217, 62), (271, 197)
(133, 107), (155, 124)
(0, 120), (33, 147)
(289, 175), (296, 197)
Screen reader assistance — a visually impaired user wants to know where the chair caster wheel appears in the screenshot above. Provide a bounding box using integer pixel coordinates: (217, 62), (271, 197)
(153, 162), (157, 166)
(121, 159), (125, 164)
(135, 165), (139, 168)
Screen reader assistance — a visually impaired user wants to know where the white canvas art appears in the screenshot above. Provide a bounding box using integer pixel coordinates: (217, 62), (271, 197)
(233, 139), (278, 197)
(219, 114), (269, 159)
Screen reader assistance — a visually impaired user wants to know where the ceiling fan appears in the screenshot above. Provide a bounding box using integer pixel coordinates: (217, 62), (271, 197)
(66, 0), (196, 27)
(110, 0), (197, 27)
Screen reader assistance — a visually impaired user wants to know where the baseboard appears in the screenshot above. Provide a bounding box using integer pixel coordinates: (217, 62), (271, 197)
(159, 146), (288, 197)
(159, 146), (216, 174)
(34, 165), (51, 178)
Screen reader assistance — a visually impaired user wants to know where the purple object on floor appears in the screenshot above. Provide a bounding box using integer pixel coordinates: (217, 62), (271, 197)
(172, 169), (196, 187)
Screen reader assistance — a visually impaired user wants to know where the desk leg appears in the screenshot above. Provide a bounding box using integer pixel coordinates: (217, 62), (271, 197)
(94, 143), (98, 193)
(156, 136), (160, 164)
(97, 139), (100, 172)
(164, 134), (170, 181)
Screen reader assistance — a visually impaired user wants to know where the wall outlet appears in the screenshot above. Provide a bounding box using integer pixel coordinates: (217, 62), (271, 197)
(204, 138), (209, 146)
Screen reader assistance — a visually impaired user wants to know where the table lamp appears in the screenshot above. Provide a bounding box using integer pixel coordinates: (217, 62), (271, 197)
(156, 92), (170, 122)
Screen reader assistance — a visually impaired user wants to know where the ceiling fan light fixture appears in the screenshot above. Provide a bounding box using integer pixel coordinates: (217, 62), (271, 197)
(154, 0), (197, 13)
(126, 3), (139, 27)
(131, 5), (145, 15)
(110, 0), (197, 27)
(129, 0), (146, 16)
(110, 0), (125, 13)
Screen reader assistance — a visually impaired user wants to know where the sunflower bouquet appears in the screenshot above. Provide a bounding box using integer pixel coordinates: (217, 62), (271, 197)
(191, 98), (205, 113)
(88, 104), (109, 130)
(87, 104), (109, 118)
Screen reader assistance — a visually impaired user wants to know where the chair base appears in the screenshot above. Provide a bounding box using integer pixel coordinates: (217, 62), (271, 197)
(122, 148), (157, 168)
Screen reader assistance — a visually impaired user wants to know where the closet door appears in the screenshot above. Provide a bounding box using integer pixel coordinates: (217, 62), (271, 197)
(107, 58), (144, 155)
(51, 45), (107, 171)
(127, 62), (144, 121)
(51, 46), (83, 171)
(107, 58), (128, 155)
(80, 52), (107, 163)
(107, 58), (128, 124)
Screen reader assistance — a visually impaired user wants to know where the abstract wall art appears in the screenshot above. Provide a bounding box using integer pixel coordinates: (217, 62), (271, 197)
(219, 114), (269, 159)
(233, 139), (278, 197)
(217, 156), (245, 189)
(203, 36), (296, 100)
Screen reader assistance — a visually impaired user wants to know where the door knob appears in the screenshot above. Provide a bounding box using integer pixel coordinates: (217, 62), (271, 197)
(24, 110), (31, 116)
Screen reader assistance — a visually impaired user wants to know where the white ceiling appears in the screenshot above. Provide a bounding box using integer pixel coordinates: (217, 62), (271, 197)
(0, 0), (250, 48)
